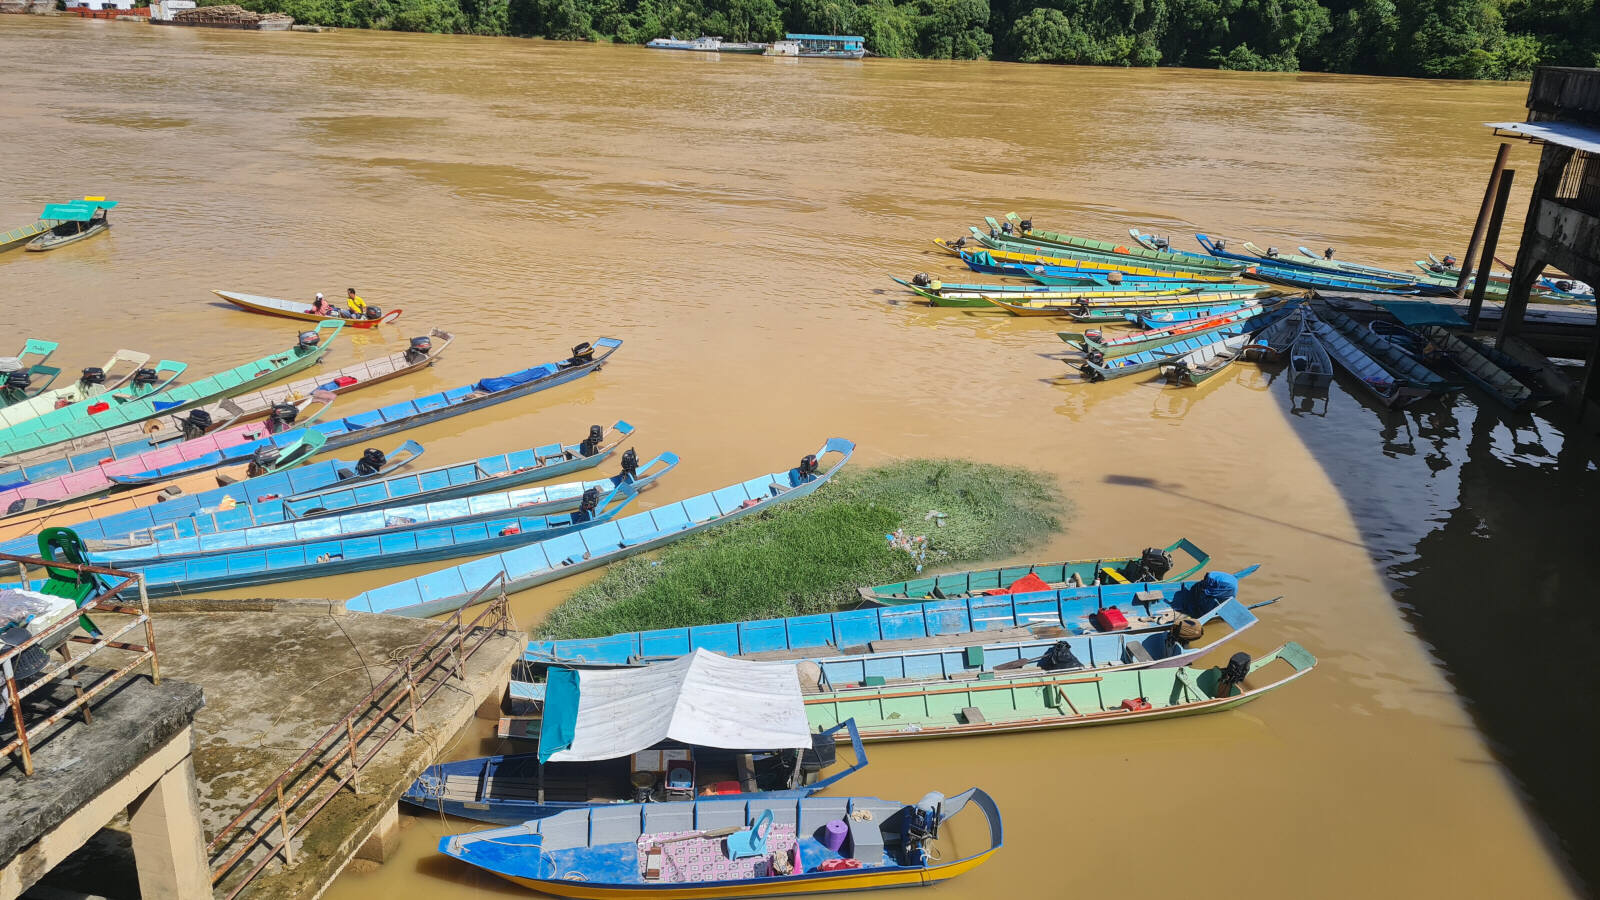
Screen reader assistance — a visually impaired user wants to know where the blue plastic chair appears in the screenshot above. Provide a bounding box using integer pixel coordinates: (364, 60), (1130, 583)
(725, 809), (773, 860)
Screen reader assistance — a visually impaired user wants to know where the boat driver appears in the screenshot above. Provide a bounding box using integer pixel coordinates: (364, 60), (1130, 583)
(345, 288), (367, 318)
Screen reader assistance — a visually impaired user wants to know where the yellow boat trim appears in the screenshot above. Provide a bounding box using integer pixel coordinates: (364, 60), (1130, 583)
(981, 247), (1241, 282)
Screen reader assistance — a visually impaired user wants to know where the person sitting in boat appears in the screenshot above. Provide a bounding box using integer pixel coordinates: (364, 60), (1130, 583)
(309, 293), (337, 316)
(345, 288), (367, 318)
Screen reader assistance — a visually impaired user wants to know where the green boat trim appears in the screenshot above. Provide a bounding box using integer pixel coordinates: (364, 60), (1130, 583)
(998, 213), (1248, 273)
(859, 538), (1210, 605)
(0, 359), (191, 445)
(0, 322), (344, 456)
(806, 642), (1317, 742)
(978, 228), (1248, 275)
(0, 220), (57, 254)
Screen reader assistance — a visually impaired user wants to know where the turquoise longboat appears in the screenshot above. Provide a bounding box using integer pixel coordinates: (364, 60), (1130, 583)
(0, 359), (187, 445)
(0, 427), (629, 555)
(0, 340), (62, 410)
(859, 538), (1210, 604)
(347, 439), (856, 618)
(90, 454), (676, 567)
(0, 322), (342, 457)
(72, 479), (642, 598)
(521, 568), (1257, 669)
(0, 350), (154, 433)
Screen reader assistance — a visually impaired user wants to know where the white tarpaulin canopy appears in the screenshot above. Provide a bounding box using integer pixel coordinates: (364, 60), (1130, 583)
(539, 648), (813, 763)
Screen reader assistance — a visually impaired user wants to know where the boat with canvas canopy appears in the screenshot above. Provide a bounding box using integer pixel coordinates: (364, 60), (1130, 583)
(25, 198), (116, 252)
(436, 785), (1002, 898)
(0, 330), (452, 471)
(406, 650), (867, 825)
(347, 439), (855, 618)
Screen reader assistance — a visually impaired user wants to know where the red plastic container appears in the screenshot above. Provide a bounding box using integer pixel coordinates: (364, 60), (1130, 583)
(1120, 697), (1152, 712)
(1093, 606), (1129, 631)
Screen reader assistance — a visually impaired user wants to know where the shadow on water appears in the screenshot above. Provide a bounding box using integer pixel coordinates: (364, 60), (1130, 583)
(1243, 367), (1597, 894)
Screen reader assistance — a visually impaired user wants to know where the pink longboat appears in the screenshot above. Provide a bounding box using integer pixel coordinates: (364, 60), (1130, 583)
(0, 394), (332, 515)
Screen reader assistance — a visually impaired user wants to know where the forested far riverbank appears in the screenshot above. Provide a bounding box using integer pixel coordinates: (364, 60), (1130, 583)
(198, 0), (1597, 78)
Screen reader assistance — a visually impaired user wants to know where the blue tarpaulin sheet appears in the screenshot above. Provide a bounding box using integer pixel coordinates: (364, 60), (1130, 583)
(476, 364), (557, 394)
(1374, 300), (1470, 328)
(537, 667), (581, 763)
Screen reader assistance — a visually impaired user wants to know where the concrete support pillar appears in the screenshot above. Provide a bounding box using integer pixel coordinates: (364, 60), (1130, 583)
(354, 804), (400, 863)
(475, 669), (508, 720)
(127, 756), (211, 900)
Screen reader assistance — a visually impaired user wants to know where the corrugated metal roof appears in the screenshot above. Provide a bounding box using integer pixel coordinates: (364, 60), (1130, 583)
(1486, 120), (1600, 155)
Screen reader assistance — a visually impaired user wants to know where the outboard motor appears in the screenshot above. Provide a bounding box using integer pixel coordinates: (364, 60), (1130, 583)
(578, 425), (604, 457)
(1323, 247), (1336, 260)
(404, 335), (432, 365)
(1442, 255), (1458, 268)
(294, 330), (322, 356)
(1122, 546), (1173, 582)
(988, 225), (998, 238)
(1214, 238), (1227, 251)
(911, 272), (933, 287)
(80, 366), (106, 386)
(247, 444), (281, 476)
(797, 454), (819, 480)
(1216, 651), (1251, 697)
(568, 342), (596, 367)
(1555, 280), (1576, 292)
(951, 235), (967, 249)
(1020, 218), (1033, 232)
(618, 447), (639, 481)
(1038, 641), (1083, 672)
(132, 368), (160, 387)
(1265, 246), (1279, 258)
(355, 447), (387, 477)
(1151, 236), (1170, 250)
(901, 792), (945, 866)
(1000, 220), (1013, 235)
(180, 408), (214, 441)
(364, 305), (383, 321)
(4, 370), (31, 393)
(266, 402), (299, 433)
(571, 487), (601, 524)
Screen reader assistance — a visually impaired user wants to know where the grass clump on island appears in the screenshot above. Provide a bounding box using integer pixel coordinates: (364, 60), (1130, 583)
(536, 459), (1066, 639)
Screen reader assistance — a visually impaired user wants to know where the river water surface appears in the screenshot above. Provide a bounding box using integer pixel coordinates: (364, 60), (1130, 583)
(1, 16), (1594, 898)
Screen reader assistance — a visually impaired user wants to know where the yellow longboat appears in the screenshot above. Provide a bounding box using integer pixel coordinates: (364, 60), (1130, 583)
(438, 788), (1003, 898)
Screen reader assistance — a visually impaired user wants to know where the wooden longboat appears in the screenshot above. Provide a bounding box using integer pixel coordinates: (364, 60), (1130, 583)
(213, 290), (404, 328)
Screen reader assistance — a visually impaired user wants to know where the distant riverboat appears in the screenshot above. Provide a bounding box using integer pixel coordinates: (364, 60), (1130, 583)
(645, 36), (768, 54)
(771, 33), (867, 58)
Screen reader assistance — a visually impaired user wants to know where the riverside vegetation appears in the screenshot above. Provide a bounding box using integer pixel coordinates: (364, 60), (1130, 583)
(537, 459), (1064, 639)
(199, 0), (1594, 78)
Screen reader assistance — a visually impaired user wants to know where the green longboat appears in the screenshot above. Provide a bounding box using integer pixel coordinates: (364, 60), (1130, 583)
(0, 321), (345, 458)
(806, 642), (1317, 742)
(858, 538), (1210, 605)
(993, 214), (1249, 273)
(974, 223), (1248, 276)
(891, 276), (1228, 309)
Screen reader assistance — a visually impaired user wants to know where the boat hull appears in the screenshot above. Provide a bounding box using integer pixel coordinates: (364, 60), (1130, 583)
(214, 290), (403, 328)
(25, 221), (109, 252)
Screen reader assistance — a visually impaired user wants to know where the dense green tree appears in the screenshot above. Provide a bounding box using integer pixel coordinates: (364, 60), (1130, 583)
(211, 0), (1597, 78)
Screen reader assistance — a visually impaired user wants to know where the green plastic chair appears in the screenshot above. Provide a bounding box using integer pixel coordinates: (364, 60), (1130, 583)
(35, 528), (103, 639)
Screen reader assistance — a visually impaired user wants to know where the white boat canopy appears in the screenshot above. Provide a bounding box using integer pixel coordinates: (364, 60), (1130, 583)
(538, 648), (813, 763)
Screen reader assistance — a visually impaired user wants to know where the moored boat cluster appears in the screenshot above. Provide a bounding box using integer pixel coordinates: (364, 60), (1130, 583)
(894, 213), (1580, 414)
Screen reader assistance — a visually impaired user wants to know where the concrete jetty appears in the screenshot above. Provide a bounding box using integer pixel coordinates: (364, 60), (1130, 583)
(6, 597), (522, 899)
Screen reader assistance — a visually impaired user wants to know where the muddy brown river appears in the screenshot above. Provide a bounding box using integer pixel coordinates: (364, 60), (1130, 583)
(1, 15), (1592, 898)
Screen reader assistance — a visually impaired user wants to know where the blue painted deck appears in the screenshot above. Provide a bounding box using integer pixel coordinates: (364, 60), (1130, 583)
(346, 439), (856, 618)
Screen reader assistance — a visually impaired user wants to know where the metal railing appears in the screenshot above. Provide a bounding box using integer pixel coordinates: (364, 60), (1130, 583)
(206, 575), (514, 899)
(1, 553), (160, 776)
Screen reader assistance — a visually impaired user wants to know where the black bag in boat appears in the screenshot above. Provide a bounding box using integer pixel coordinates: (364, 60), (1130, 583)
(1038, 641), (1083, 671)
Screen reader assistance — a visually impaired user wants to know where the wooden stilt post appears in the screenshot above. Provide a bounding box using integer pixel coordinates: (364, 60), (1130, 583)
(1457, 143), (1512, 297)
(1468, 169), (1516, 329)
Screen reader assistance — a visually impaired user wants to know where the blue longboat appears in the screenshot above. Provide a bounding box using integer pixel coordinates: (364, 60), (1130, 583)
(4, 338), (622, 485)
(346, 439), (856, 618)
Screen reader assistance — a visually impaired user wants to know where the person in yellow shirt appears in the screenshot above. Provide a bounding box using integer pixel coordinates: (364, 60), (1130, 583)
(345, 288), (367, 318)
